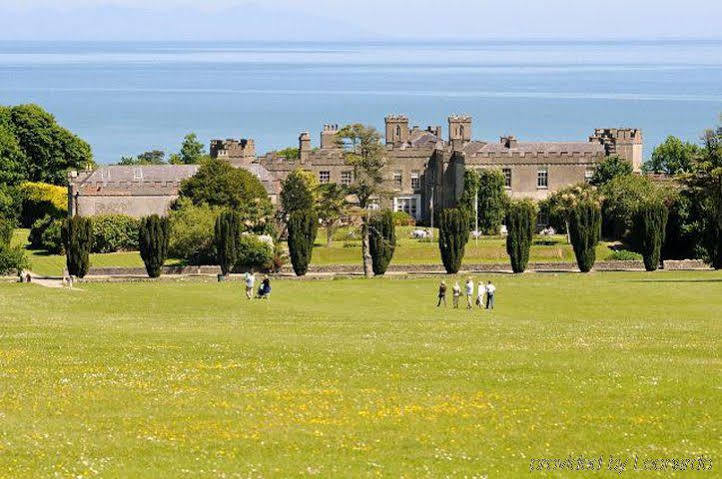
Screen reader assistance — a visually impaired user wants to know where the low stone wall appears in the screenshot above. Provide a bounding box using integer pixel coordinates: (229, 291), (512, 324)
(83, 259), (711, 278)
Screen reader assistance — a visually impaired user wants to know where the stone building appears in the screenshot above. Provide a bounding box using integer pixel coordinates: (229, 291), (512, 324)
(211, 115), (642, 225)
(68, 163), (279, 218)
(69, 114), (641, 224)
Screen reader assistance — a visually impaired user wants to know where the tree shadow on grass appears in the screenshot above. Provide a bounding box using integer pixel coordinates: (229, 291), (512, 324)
(626, 279), (722, 283)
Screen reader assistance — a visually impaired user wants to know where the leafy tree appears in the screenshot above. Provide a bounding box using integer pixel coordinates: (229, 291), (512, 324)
(62, 216), (92, 278)
(438, 208), (470, 274)
(646, 136), (700, 175)
(0, 125), (25, 186)
(663, 191), (702, 260)
(287, 209), (318, 276)
(168, 198), (221, 265)
(138, 215), (170, 278)
(684, 117), (722, 268)
(459, 168), (480, 227)
(600, 174), (674, 242)
(118, 150), (166, 165)
(631, 199), (669, 271)
(369, 209), (396, 276)
(316, 183), (347, 247)
(568, 200), (602, 273)
(2, 104), (94, 185)
(19, 181), (68, 227)
(539, 183), (598, 239)
(174, 133), (206, 165)
(0, 243), (28, 276)
(177, 158), (273, 234)
(477, 169), (507, 235)
(214, 210), (241, 276)
(506, 199), (538, 273)
(337, 124), (386, 278)
(0, 185), (22, 223)
(277, 147), (299, 160)
(0, 216), (13, 247)
(280, 168), (317, 215)
(590, 155), (633, 186)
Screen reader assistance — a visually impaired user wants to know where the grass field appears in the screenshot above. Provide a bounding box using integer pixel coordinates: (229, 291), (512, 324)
(13, 228), (623, 277)
(1, 272), (719, 477)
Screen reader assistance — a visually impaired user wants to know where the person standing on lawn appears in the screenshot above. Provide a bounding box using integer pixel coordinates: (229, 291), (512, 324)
(465, 277), (475, 310)
(452, 281), (461, 309)
(244, 271), (255, 300)
(476, 280), (485, 309)
(485, 281), (496, 310)
(437, 280), (447, 307)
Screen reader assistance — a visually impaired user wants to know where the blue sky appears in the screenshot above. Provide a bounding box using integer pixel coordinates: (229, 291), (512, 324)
(2, 0), (722, 40)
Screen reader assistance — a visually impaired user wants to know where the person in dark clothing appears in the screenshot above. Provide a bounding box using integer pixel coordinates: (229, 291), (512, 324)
(437, 281), (447, 307)
(257, 277), (272, 299)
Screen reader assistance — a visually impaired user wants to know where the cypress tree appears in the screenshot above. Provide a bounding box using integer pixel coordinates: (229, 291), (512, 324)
(287, 209), (318, 276)
(506, 199), (538, 273)
(214, 210), (241, 276)
(61, 216), (92, 278)
(568, 200), (602, 273)
(369, 209), (396, 276)
(631, 200), (669, 271)
(438, 208), (470, 274)
(138, 215), (170, 278)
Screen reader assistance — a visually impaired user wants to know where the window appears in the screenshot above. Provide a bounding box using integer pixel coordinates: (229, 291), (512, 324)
(396, 125), (401, 137)
(393, 171), (403, 189)
(585, 167), (595, 183)
(411, 171), (420, 191)
(394, 195), (420, 220)
(319, 171), (330, 184)
(537, 167), (548, 189)
(341, 171), (352, 186)
(502, 168), (512, 189)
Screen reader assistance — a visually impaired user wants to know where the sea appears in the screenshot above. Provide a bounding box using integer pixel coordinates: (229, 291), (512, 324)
(1, 40), (721, 164)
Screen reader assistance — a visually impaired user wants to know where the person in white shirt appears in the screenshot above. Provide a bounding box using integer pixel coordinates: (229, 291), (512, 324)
(244, 271), (255, 300)
(485, 281), (496, 310)
(465, 278), (474, 310)
(476, 281), (485, 309)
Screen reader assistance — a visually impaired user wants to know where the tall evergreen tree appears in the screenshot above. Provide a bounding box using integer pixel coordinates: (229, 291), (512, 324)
(438, 208), (470, 274)
(287, 209), (318, 276)
(61, 216), (92, 278)
(506, 199), (538, 273)
(568, 200), (602, 273)
(138, 215), (170, 278)
(369, 210), (396, 276)
(631, 200), (669, 271)
(214, 210), (241, 276)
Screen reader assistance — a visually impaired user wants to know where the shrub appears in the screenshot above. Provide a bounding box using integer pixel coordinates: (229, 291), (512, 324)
(168, 199), (220, 265)
(62, 216), (92, 278)
(40, 219), (63, 254)
(19, 181), (67, 228)
(369, 210), (396, 275)
(287, 209), (318, 276)
(0, 185), (22, 224)
(0, 216), (13, 247)
(214, 211), (241, 276)
(589, 155), (633, 186)
(477, 169), (508, 235)
(29, 215), (56, 250)
(606, 249), (642, 261)
(631, 200), (669, 271)
(438, 208), (469, 274)
(237, 234), (274, 271)
(568, 200), (602, 273)
(505, 199), (538, 273)
(139, 215), (170, 278)
(91, 215), (140, 253)
(391, 211), (415, 227)
(0, 244), (28, 276)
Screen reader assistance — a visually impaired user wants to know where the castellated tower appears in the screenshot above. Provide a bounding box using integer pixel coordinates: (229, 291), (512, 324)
(448, 115), (472, 149)
(320, 124), (339, 149)
(385, 115), (410, 146)
(589, 128), (644, 172)
(209, 138), (256, 167)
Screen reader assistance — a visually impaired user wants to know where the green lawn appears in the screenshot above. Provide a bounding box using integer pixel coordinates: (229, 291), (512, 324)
(1, 273), (719, 477)
(13, 227), (624, 276)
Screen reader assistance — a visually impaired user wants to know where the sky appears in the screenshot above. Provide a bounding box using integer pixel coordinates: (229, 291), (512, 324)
(2, 0), (722, 41)
(0, 0), (722, 40)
